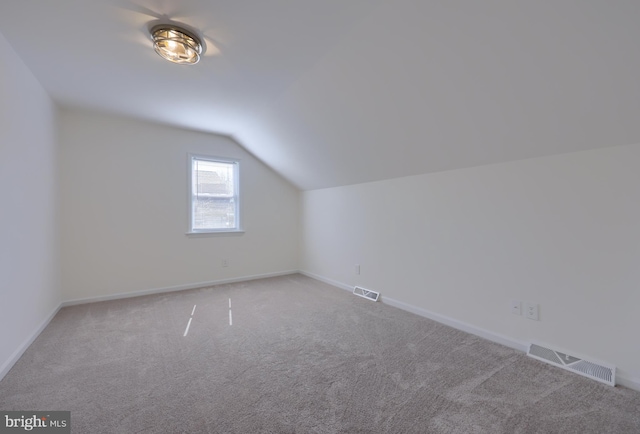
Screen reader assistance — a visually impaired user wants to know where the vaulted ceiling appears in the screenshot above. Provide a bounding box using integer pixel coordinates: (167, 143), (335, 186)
(2, 1), (640, 190)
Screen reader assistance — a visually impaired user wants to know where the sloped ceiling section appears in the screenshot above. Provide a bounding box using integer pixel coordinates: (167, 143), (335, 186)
(237, 0), (640, 189)
(2, 1), (640, 190)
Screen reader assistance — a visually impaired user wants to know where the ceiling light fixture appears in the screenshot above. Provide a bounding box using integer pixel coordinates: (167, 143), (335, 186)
(151, 24), (203, 65)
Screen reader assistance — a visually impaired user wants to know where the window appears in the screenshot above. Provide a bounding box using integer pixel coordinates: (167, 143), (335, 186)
(188, 155), (240, 233)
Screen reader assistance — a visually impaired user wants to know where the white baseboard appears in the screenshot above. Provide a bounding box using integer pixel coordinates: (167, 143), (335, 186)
(300, 271), (640, 392)
(381, 295), (529, 353)
(0, 303), (62, 382)
(299, 270), (353, 292)
(300, 270), (528, 354)
(62, 270), (299, 306)
(302, 270), (527, 353)
(616, 372), (640, 392)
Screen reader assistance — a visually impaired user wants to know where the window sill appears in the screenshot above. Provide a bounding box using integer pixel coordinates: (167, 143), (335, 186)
(186, 230), (245, 238)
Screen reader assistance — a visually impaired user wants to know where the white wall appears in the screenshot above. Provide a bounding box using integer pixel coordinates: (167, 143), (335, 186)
(0, 32), (60, 376)
(59, 110), (300, 301)
(301, 144), (640, 386)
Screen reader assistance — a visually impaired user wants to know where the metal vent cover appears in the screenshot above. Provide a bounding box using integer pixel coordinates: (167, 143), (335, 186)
(353, 286), (379, 302)
(528, 343), (615, 386)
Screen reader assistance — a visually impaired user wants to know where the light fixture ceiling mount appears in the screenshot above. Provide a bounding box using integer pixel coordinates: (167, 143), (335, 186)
(151, 24), (203, 65)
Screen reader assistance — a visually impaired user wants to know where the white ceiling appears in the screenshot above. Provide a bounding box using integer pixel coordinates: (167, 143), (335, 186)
(2, 0), (640, 190)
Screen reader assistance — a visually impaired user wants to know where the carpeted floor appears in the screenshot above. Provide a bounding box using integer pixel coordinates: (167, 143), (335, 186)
(1, 274), (639, 433)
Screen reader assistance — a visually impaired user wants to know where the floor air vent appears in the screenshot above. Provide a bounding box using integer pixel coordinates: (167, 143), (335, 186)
(527, 343), (615, 386)
(353, 286), (379, 302)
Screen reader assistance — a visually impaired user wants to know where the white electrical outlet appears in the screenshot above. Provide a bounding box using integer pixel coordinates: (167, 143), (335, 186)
(355, 264), (360, 275)
(511, 300), (521, 315)
(524, 302), (539, 321)
(221, 259), (229, 268)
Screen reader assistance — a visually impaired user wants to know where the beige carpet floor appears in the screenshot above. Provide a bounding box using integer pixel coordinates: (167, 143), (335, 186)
(1, 274), (639, 433)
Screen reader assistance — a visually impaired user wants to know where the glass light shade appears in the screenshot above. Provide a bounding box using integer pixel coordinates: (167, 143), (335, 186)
(151, 25), (202, 65)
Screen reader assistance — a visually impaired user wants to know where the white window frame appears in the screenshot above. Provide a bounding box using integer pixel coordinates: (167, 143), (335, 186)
(187, 154), (242, 235)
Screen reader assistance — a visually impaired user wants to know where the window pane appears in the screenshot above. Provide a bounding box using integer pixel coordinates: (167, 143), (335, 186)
(193, 160), (235, 197)
(190, 157), (238, 231)
(193, 197), (236, 229)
